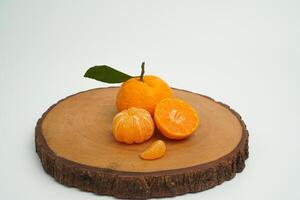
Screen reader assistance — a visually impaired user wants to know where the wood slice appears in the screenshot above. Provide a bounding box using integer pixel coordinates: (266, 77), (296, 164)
(35, 87), (249, 199)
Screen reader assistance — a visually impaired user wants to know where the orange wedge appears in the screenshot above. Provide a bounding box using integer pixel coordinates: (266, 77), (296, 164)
(154, 98), (199, 140)
(140, 140), (166, 160)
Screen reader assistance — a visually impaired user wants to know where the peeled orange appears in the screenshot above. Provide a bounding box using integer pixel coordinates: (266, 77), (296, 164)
(112, 107), (154, 144)
(154, 98), (199, 140)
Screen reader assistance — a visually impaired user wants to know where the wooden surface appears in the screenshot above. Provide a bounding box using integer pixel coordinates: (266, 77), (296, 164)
(35, 87), (249, 198)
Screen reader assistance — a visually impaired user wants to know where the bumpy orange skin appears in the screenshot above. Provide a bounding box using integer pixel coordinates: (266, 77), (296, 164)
(116, 76), (173, 115)
(140, 140), (166, 160)
(112, 107), (154, 144)
(154, 98), (199, 140)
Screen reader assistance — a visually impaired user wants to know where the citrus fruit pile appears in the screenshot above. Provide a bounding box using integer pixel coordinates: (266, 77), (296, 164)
(84, 63), (199, 160)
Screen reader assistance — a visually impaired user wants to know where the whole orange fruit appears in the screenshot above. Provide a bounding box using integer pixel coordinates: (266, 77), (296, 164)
(112, 107), (154, 144)
(116, 76), (173, 115)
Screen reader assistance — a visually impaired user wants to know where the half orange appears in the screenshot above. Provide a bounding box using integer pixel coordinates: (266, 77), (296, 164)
(154, 98), (199, 140)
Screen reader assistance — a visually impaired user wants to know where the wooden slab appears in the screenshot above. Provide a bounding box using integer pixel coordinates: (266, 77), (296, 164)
(35, 87), (249, 199)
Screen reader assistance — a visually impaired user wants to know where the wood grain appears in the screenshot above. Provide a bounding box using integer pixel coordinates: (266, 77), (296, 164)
(35, 87), (249, 199)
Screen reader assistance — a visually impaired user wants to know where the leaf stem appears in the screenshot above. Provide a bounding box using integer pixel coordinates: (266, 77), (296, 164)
(140, 62), (145, 81)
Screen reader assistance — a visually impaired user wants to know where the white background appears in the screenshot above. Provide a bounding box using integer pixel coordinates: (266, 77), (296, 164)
(1, 0), (300, 199)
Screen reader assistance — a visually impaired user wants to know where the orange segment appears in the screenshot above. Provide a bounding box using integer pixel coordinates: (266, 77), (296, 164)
(140, 140), (166, 160)
(112, 107), (154, 144)
(154, 98), (199, 140)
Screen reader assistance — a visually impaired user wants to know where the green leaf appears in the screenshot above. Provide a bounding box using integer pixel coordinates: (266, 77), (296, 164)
(84, 65), (132, 83)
